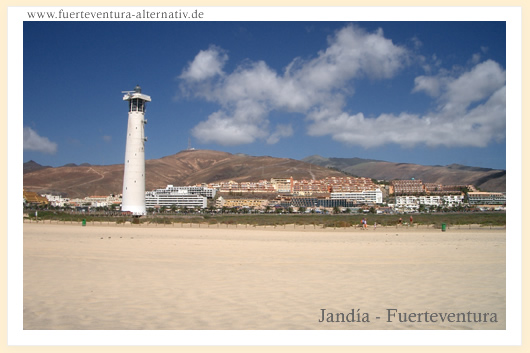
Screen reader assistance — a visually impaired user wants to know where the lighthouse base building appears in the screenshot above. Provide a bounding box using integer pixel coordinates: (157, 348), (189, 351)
(121, 85), (151, 215)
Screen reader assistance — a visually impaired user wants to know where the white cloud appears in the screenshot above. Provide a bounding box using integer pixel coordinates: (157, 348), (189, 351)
(179, 25), (505, 150)
(180, 25), (410, 146)
(307, 60), (506, 148)
(191, 100), (269, 145)
(180, 45), (228, 82)
(442, 60), (505, 112)
(267, 124), (294, 144)
(23, 127), (58, 154)
(412, 75), (442, 97)
(471, 52), (481, 64)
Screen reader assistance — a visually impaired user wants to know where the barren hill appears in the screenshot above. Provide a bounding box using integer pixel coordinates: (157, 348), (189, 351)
(23, 160), (51, 174)
(23, 150), (506, 198)
(23, 150), (348, 198)
(302, 156), (506, 192)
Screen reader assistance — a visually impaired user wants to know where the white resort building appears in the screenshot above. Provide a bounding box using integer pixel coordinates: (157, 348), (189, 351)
(158, 185), (217, 199)
(144, 185), (215, 209)
(467, 192), (506, 205)
(330, 189), (383, 204)
(393, 194), (464, 211)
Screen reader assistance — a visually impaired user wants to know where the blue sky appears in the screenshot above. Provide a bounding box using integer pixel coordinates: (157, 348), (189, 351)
(23, 21), (506, 169)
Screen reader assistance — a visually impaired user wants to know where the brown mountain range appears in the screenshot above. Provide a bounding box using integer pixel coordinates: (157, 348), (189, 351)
(302, 155), (506, 192)
(23, 150), (347, 198)
(23, 149), (506, 198)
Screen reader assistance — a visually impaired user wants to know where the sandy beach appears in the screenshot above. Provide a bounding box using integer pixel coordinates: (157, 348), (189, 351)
(23, 222), (506, 330)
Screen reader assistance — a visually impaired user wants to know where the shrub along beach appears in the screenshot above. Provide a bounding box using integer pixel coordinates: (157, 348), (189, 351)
(25, 210), (506, 229)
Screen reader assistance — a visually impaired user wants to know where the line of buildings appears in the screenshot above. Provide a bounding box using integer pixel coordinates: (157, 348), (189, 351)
(391, 179), (478, 195)
(200, 176), (378, 195)
(24, 176), (506, 213)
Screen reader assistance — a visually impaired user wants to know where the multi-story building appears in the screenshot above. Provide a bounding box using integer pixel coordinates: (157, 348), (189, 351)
(330, 189), (383, 204)
(63, 195), (122, 209)
(391, 179), (424, 194)
(467, 192), (506, 205)
(216, 197), (268, 209)
(324, 176), (376, 192)
(290, 197), (357, 209)
(393, 194), (464, 211)
(158, 185), (216, 199)
(144, 185), (212, 209)
(23, 190), (49, 206)
(145, 192), (207, 209)
(43, 194), (70, 207)
(440, 194), (465, 207)
(292, 179), (328, 195)
(216, 180), (276, 193)
(424, 183), (474, 195)
(271, 177), (293, 194)
(82, 195), (121, 208)
(423, 183), (443, 193)
(205, 176), (380, 197)
(394, 196), (420, 211)
(417, 195), (440, 207)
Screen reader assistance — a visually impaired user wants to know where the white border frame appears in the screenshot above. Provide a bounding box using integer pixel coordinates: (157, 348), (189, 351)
(8, 6), (522, 346)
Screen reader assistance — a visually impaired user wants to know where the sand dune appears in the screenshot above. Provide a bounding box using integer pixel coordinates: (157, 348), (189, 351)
(23, 223), (506, 330)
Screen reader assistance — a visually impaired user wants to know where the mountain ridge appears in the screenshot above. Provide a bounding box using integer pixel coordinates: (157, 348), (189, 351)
(23, 150), (348, 198)
(23, 150), (506, 198)
(302, 155), (506, 192)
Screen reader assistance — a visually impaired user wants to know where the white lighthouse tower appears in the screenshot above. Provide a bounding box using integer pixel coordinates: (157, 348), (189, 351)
(121, 85), (151, 215)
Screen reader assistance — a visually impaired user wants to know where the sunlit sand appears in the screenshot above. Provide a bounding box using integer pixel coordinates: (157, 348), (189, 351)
(23, 222), (505, 330)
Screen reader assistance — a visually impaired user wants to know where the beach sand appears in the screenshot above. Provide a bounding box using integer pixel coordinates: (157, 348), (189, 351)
(23, 223), (506, 330)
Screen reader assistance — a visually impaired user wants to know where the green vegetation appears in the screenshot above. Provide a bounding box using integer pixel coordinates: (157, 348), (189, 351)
(26, 210), (506, 228)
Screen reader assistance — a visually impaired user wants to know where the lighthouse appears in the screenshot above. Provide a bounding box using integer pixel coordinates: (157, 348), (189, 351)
(121, 85), (151, 215)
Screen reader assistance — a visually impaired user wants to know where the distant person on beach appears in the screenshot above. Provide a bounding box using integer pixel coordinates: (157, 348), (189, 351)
(410, 216), (413, 225)
(398, 217), (402, 225)
(373, 221), (377, 231)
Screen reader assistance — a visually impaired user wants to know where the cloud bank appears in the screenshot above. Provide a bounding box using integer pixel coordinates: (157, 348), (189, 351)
(179, 25), (506, 149)
(23, 127), (58, 154)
